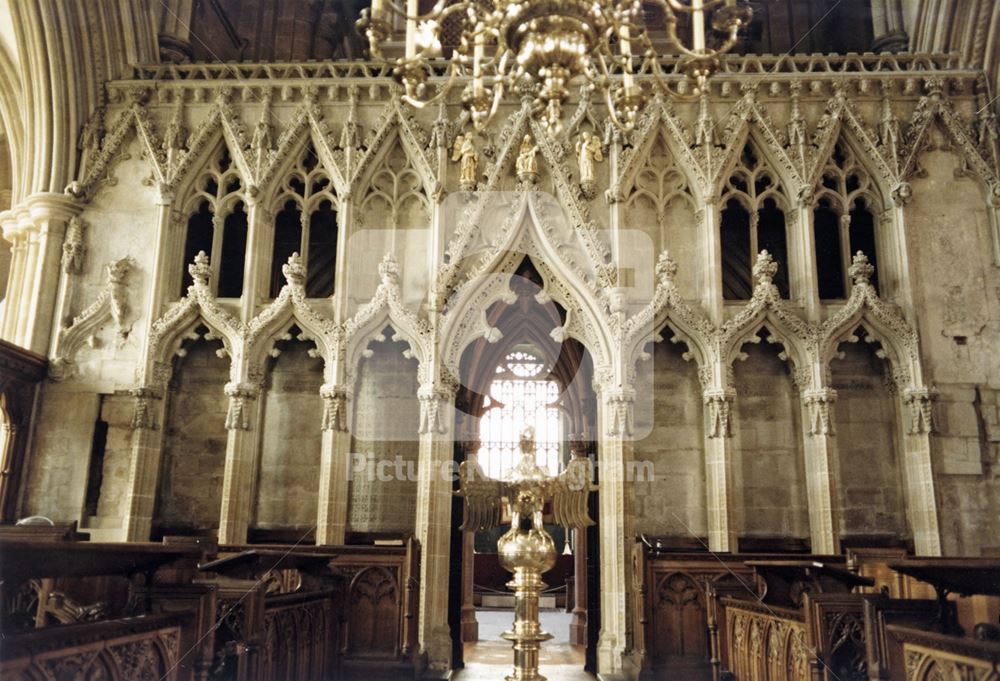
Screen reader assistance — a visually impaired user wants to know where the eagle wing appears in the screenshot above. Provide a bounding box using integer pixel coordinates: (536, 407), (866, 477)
(456, 459), (506, 532)
(550, 457), (596, 530)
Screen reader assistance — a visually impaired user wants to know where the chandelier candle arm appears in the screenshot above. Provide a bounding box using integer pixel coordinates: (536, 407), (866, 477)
(359, 0), (752, 135)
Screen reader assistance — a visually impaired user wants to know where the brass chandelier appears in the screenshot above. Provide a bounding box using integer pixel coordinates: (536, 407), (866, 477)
(358, 0), (752, 135)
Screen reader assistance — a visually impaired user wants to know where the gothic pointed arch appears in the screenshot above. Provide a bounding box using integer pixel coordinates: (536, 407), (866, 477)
(818, 253), (921, 389)
(439, 195), (613, 376)
(143, 252), (245, 388)
(344, 254), (431, 380)
(719, 251), (814, 381)
(246, 253), (341, 380)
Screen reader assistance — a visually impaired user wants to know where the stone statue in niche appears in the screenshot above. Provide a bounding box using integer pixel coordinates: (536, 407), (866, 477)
(451, 133), (479, 191)
(576, 131), (604, 199)
(516, 134), (539, 184)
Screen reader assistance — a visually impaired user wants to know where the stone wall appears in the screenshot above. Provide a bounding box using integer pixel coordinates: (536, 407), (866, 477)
(830, 341), (907, 542)
(733, 338), (810, 543)
(155, 339), (228, 534)
(347, 336), (420, 535)
(254, 340), (324, 531)
(633, 337), (707, 539)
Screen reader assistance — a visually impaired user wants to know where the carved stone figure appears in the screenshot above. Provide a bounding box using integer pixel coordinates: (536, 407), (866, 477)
(451, 133), (479, 191)
(515, 134), (539, 183)
(576, 131), (603, 197)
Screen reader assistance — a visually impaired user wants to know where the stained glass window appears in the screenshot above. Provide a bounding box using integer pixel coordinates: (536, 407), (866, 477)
(478, 350), (562, 478)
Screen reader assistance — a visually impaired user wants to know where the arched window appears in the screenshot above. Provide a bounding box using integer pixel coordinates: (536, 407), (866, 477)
(478, 350), (563, 478)
(720, 141), (790, 299)
(179, 147), (247, 297)
(269, 145), (338, 298)
(814, 141), (881, 298)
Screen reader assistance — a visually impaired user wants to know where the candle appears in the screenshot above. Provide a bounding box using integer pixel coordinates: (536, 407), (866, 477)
(371, 0), (385, 22)
(621, 25), (634, 90)
(692, 0), (705, 52)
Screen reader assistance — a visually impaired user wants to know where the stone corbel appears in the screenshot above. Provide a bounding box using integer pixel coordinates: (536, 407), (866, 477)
(418, 380), (457, 435)
(704, 389), (735, 439)
(903, 387), (937, 435)
(49, 257), (135, 381)
(602, 388), (635, 438)
(320, 384), (349, 432)
(224, 382), (260, 431)
(803, 388), (838, 436)
(61, 217), (87, 275)
(129, 387), (163, 431)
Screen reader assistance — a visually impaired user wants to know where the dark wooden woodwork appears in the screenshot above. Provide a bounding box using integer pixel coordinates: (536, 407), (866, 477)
(0, 539), (200, 584)
(884, 624), (1000, 681)
(861, 594), (941, 681)
(0, 340), (47, 522)
(0, 611), (191, 680)
(746, 560), (873, 608)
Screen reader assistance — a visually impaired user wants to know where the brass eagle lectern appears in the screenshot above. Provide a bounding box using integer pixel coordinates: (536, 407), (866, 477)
(457, 428), (596, 681)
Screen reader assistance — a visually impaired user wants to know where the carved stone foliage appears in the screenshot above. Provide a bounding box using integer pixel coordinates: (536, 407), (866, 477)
(61, 216), (87, 274)
(50, 257), (136, 381)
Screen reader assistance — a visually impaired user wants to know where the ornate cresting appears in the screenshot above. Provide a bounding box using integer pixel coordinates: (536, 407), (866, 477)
(458, 428), (596, 680)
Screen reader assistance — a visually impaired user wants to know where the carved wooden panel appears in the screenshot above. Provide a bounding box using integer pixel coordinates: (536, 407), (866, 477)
(345, 566), (400, 657)
(724, 601), (810, 681)
(0, 614), (184, 681)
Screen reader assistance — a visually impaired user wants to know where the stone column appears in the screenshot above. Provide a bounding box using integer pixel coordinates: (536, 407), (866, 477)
(122, 387), (169, 541)
(414, 379), (457, 670)
(218, 381), (263, 544)
(794, 193), (821, 321)
(240, 192), (264, 321)
(595, 385), (634, 675)
(316, 383), (351, 545)
(703, 387), (737, 552)
(701, 205), (724, 324)
(801, 387), (840, 554)
(0, 213), (27, 341)
(870, 0), (909, 53)
(460, 530), (478, 641)
(901, 388), (942, 556)
(23, 194), (80, 355)
(570, 526), (588, 645)
(158, 0), (195, 63)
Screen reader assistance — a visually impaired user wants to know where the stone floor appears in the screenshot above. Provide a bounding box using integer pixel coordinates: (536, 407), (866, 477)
(454, 609), (593, 680)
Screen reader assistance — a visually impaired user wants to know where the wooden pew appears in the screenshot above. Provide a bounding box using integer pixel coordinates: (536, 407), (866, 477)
(716, 560), (875, 681)
(884, 624), (1000, 680)
(198, 547), (345, 681)
(213, 539), (421, 679)
(0, 539), (209, 680)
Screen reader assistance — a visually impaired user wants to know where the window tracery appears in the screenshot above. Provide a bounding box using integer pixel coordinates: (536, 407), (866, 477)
(478, 349), (563, 478)
(720, 139), (790, 300)
(626, 132), (696, 251)
(269, 145), (338, 298)
(814, 140), (881, 299)
(179, 146), (247, 297)
(359, 140), (430, 230)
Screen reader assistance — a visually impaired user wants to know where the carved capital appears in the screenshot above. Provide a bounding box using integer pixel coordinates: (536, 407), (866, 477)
(601, 388), (635, 438)
(903, 387), (937, 435)
(418, 380), (457, 435)
(704, 389), (736, 439)
(320, 384), (349, 432)
(224, 382), (260, 431)
(803, 388), (837, 436)
(129, 387), (163, 431)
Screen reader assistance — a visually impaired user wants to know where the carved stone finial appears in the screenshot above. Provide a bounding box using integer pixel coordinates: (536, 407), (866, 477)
(379, 253), (400, 283)
(189, 251), (211, 288)
(753, 250), (779, 286)
(282, 252), (305, 287)
(655, 251), (678, 283)
(848, 251), (875, 286)
(106, 257), (132, 284)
